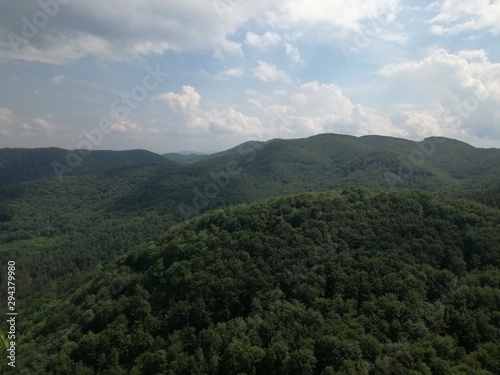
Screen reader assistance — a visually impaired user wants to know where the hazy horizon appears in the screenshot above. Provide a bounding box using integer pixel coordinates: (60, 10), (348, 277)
(1, 132), (499, 155)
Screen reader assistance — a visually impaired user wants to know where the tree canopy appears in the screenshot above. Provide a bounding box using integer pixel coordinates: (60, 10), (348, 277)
(14, 189), (500, 374)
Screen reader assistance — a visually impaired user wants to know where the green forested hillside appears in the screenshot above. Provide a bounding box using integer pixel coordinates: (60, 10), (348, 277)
(162, 152), (209, 164)
(172, 134), (500, 202)
(1, 135), (500, 301)
(420, 138), (500, 179)
(1, 134), (500, 374)
(0, 147), (173, 186)
(0, 165), (182, 298)
(16, 189), (500, 374)
(461, 171), (500, 208)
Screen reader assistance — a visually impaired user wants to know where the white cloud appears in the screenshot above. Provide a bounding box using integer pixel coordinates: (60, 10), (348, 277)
(378, 31), (408, 43)
(457, 49), (488, 62)
(0, 107), (71, 138)
(206, 107), (261, 134)
(19, 115), (62, 135)
(252, 61), (291, 83)
(379, 47), (500, 102)
(0, 0), (402, 63)
(0, 0), (247, 63)
(52, 75), (65, 86)
(245, 31), (282, 49)
(0, 33), (112, 65)
(215, 67), (244, 80)
(290, 81), (400, 137)
(29, 117), (57, 131)
(0, 107), (13, 136)
(154, 86), (201, 113)
(379, 48), (500, 140)
(284, 42), (303, 64)
(386, 105), (500, 144)
(153, 86), (262, 135)
(0, 107), (13, 124)
(428, 0), (500, 35)
(106, 112), (143, 134)
(275, 0), (400, 31)
(245, 77), (500, 144)
(247, 81), (401, 139)
(390, 110), (449, 139)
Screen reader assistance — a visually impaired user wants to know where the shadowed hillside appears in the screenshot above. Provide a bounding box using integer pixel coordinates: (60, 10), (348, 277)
(16, 189), (500, 374)
(0, 147), (174, 186)
(1, 134), (499, 300)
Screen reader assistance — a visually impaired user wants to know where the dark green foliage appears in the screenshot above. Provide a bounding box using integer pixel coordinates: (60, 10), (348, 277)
(162, 152), (209, 164)
(1, 135), (499, 299)
(15, 189), (500, 374)
(0, 166), (181, 298)
(1, 134), (500, 374)
(0, 147), (173, 186)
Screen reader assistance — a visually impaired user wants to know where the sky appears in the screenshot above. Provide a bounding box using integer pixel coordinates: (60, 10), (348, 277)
(1, 0), (500, 153)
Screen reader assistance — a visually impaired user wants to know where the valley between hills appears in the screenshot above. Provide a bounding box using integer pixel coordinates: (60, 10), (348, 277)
(1, 133), (500, 374)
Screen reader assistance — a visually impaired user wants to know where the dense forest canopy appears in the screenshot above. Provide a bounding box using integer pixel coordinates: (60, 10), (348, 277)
(0, 134), (499, 374)
(0, 148), (173, 187)
(13, 189), (500, 374)
(1, 135), (500, 299)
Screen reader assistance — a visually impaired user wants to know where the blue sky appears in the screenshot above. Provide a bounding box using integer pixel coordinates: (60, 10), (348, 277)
(1, 0), (500, 153)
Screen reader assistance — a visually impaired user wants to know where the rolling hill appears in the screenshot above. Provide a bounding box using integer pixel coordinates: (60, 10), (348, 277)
(1, 134), (499, 300)
(1, 133), (500, 373)
(0, 147), (173, 186)
(16, 189), (500, 374)
(162, 151), (209, 164)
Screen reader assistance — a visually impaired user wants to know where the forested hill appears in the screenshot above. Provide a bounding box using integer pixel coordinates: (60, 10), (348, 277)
(162, 152), (209, 164)
(0, 147), (173, 186)
(1, 134), (499, 301)
(2, 134), (500, 192)
(18, 189), (500, 374)
(2, 136), (499, 373)
(3, 135), (500, 190)
(162, 134), (500, 202)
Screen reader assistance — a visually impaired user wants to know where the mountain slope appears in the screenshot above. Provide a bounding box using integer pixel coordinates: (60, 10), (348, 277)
(18, 189), (500, 374)
(422, 137), (500, 179)
(162, 152), (209, 164)
(179, 134), (475, 203)
(1, 134), (499, 300)
(0, 147), (173, 186)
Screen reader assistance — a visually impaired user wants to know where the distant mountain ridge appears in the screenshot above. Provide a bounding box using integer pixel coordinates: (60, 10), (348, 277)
(162, 152), (209, 164)
(0, 147), (174, 186)
(3, 135), (499, 186)
(2, 134), (500, 209)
